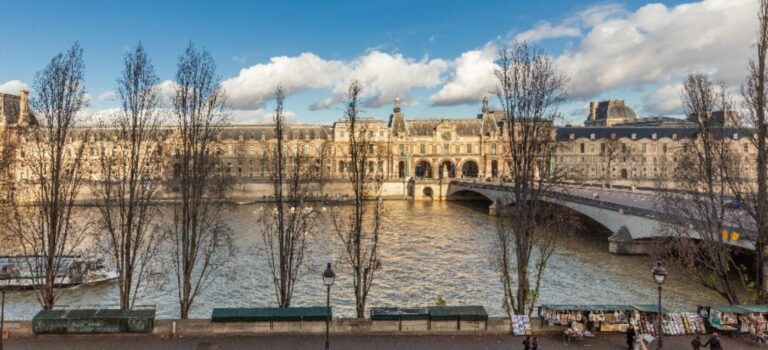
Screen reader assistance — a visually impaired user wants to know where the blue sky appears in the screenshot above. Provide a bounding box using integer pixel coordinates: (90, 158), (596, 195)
(0, 0), (755, 125)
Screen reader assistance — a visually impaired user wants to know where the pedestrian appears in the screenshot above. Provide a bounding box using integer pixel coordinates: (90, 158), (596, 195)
(704, 332), (722, 350)
(691, 334), (701, 350)
(531, 336), (538, 350)
(522, 335), (532, 350)
(626, 325), (636, 350)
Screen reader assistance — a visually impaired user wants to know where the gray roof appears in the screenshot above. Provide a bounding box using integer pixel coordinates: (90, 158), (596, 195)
(556, 126), (754, 141)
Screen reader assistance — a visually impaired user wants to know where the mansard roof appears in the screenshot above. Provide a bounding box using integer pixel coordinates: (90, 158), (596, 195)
(556, 126), (754, 141)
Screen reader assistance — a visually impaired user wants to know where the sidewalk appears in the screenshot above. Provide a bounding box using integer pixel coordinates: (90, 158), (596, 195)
(4, 333), (763, 349)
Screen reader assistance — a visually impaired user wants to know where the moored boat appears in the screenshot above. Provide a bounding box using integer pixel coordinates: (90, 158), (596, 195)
(0, 255), (118, 290)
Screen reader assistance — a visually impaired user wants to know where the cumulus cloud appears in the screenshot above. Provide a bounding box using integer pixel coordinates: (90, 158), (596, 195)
(643, 83), (683, 115)
(553, 0), (755, 99)
(230, 109), (298, 124)
(429, 43), (497, 106)
(97, 90), (116, 102)
(514, 22), (581, 42)
(156, 80), (177, 105)
(222, 51), (447, 111)
(0, 80), (28, 94)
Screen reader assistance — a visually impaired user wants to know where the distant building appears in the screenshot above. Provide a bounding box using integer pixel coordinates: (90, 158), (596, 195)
(585, 100), (637, 126)
(0, 90), (757, 190)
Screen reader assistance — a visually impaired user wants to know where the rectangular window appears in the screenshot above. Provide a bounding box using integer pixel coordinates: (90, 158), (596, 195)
(227, 145), (233, 156)
(467, 144), (472, 153)
(379, 131), (384, 137)
(249, 145), (255, 155)
(580, 143), (585, 153)
(491, 144), (497, 155)
(420, 144), (426, 155)
(432, 145), (437, 154)
(399, 144), (404, 155)
(642, 144), (647, 153)
(745, 144), (750, 153)
(443, 144), (449, 155)
(662, 144), (668, 153)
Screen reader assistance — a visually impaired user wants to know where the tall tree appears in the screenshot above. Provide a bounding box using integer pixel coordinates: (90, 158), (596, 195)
(659, 74), (751, 304)
(8, 43), (90, 309)
(599, 135), (623, 187)
(91, 43), (167, 309)
(330, 80), (385, 318)
(492, 42), (569, 316)
(743, 0), (768, 301)
(169, 43), (233, 319)
(259, 87), (324, 307)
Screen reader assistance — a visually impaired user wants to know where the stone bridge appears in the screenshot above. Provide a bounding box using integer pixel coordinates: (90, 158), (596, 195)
(444, 180), (754, 254)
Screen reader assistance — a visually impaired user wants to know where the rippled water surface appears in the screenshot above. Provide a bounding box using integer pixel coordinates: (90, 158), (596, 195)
(3, 200), (725, 320)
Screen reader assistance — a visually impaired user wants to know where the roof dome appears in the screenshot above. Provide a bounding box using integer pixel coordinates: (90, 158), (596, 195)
(608, 105), (636, 121)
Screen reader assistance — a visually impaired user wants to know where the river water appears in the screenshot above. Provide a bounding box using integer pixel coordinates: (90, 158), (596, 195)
(2, 200), (725, 320)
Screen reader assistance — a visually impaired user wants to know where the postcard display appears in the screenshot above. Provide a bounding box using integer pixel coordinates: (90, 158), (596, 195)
(541, 309), (629, 332)
(740, 313), (768, 334)
(511, 315), (532, 336)
(631, 311), (704, 336)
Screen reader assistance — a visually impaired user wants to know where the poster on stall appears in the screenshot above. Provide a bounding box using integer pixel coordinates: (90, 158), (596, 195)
(511, 315), (531, 336)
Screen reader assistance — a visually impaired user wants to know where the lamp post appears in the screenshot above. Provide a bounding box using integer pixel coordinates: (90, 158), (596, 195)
(652, 261), (668, 350)
(323, 262), (335, 350)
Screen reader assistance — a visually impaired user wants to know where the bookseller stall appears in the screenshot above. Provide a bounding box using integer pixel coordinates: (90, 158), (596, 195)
(539, 304), (633, 334)
(629, 304), (670, 337)
(739, 305), (768, 335)
(699, 305), (768, 335)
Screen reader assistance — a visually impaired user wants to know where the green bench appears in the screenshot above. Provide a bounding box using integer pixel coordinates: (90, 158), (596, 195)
(32, 308), (155, 334)
(211, 307), (331, 322)
(369, 306), (488, 331)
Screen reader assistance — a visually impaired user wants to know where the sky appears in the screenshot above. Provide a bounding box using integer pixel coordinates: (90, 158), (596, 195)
(0, 0), (758, 125)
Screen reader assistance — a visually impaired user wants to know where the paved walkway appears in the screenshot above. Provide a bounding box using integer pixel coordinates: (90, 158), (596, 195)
(3, 333), (764, 349)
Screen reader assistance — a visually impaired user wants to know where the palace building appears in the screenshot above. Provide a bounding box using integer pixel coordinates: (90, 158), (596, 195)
(0, 90), (757, 189)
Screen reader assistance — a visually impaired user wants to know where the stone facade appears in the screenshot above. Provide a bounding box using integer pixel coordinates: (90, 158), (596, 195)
(0, 91), (757, 189)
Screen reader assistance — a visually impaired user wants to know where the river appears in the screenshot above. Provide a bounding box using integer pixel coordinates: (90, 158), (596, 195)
(2, 200), (725, 320)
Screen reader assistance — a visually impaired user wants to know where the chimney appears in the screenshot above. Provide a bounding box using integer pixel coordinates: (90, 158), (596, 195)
(19, 89), (29, 125)
(589, 101), (597, 120)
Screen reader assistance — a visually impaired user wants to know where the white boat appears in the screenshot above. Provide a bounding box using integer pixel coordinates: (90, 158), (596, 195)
(0, 255), (118, 290)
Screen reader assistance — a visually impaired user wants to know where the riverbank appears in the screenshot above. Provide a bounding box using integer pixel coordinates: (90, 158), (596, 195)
(2, 333), (762, 350)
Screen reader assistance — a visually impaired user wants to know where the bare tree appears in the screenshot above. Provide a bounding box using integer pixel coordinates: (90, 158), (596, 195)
(492, 42), (569, 316)
(168, 43), (233, 319)
(742, 0), (768, 301)
(91, 43), (167, 309)
(259, 87), (323, 307)
(658, 74), (751, 304)
(599, 135), (622, 187)
(330, 80), (385, 318)
(7, 43), (90, 309)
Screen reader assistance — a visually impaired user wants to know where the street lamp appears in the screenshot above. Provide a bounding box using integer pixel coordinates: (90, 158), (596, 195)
(323, 262), (336, 350)
(652, 261), (668, 350)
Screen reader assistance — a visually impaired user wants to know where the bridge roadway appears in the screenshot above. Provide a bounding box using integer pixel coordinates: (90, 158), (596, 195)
(445, 180), (754, 254)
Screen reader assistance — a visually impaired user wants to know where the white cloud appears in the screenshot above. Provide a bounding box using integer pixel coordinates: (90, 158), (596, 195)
(0, 80), (28, 94)
(97, 90), (116, 102)
(222, 51), (448, 111)
(429, 43), (497, 106)
(157, 80), (177, 105)
(643, 83), (683, 114)
(230, 109), (298, 124)
(553, 0), (756, 99)
(514, 22), (581, 42)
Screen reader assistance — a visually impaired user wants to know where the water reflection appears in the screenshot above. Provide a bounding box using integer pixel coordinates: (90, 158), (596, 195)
(3, 201), (725, 320)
